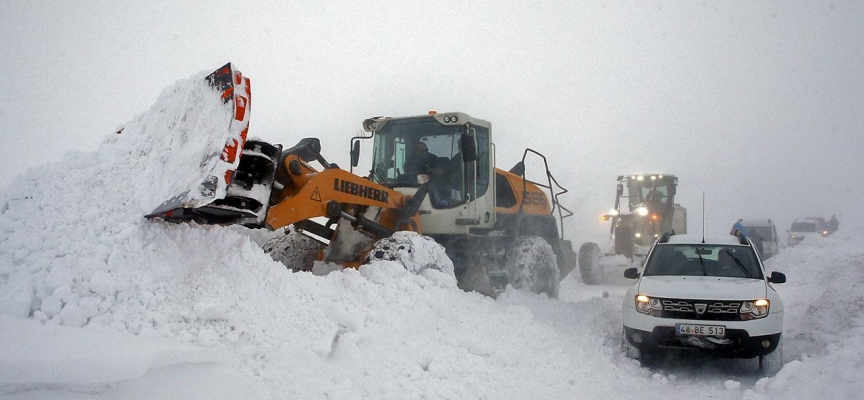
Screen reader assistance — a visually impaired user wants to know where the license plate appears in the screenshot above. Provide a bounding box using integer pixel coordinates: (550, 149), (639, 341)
(675, 324), (726, 337)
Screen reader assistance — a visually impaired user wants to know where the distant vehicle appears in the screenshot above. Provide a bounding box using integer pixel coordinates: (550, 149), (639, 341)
(621, 230), (786, 373)
(786, 217), (829, 247)
(738, 219), (779, 259)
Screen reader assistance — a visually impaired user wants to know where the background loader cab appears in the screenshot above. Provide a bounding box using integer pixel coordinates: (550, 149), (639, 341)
(579, 174), (687, 284)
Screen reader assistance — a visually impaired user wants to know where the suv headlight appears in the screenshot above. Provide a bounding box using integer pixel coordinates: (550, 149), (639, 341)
(740, 299), (770, 320)
(635, 295), (662, 316)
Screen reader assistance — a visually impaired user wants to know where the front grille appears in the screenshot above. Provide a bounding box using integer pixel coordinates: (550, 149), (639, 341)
(659, 298), (743, 321)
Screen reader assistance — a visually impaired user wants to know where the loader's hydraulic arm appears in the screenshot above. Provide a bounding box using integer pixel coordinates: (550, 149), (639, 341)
(265, 149), (424, 237)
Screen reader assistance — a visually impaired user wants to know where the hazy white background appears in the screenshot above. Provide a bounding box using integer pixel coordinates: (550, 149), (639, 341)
(2, 0), (862, 245)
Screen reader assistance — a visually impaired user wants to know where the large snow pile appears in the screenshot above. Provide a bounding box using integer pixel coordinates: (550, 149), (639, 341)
(1, 66), (863, 399)
(744, 230), (864, 399)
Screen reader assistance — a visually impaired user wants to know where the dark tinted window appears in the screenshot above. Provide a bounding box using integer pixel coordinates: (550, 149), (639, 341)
(743, 226), (773, 240)
(495, 173), (517, 208)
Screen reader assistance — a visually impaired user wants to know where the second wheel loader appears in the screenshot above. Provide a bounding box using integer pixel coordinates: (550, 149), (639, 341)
(579, 174), (687, 284)
(146, 63), (577, 298)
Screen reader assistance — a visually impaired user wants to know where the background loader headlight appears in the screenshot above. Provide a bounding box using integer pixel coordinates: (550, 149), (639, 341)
(636, 206), (649, 216)
(740, 299), (770, 320)
(635, 295), (662, 316)
(608, 209), (619, 216)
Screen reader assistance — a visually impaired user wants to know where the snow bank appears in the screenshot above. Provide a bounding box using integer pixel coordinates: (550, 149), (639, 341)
(743, 228), (864, 399)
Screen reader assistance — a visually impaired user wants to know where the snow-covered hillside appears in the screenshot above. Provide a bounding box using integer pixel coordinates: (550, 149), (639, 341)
(1, 69), (862, 400)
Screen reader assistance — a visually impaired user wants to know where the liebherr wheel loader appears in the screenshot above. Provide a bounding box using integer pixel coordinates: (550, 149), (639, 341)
(579, 174), (687, 284)
(146, 63), (577, 298)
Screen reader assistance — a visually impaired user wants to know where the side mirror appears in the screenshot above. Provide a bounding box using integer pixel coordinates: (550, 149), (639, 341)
(768, 271), (786, 284)
(460, 132), (478, 162)
(617, 183), (624, 197)
(350, 140), (360, 168)
(624, 267), (640, 279)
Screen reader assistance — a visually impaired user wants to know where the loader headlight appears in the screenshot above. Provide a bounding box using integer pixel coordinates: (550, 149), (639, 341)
(635, 295), (662, 316)
(636, 206), (649, 216)
(608, 209), (619, 216)
(740, 299), (770, 320)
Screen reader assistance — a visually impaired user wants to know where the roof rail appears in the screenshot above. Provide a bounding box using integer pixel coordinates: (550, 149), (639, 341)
(734, 230), (749, 245)
(659, 229), (676, 243)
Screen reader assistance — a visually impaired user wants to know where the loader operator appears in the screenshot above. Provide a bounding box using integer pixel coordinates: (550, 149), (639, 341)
(404, 142), (442, 176)
(404, 141), (448, 205)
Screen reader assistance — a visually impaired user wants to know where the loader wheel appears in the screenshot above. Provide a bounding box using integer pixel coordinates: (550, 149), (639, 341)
(446, 240), (496, 297)
(579, 242), (604, 285)
(365, 231), (455, 276)
(503, 236), (560, 298)
(262, 231), (323, 272)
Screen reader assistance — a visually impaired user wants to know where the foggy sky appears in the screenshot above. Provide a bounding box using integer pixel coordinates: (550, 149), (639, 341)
(2, 0), (862, 245)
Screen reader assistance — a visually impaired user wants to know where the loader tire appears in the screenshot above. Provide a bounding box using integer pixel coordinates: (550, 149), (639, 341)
(263, 231), (322, 272)
(446, 240), (496, 297)
(365, 231), (455, 276)
(579, 242), (604, 285)
(503, 236), (560, 298)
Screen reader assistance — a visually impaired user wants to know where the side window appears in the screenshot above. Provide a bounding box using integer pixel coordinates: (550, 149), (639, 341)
(495, 173), (517, 208)
(391, 139), (406, 179)
(475, 127), (490, 198)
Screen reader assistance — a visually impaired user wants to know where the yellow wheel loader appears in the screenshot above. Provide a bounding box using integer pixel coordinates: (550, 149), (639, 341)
(146, 63), (576, 298)
(579, 174), (687, 284)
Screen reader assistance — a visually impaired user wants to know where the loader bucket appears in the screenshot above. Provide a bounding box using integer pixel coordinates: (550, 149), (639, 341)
(146, 63), (280, 227)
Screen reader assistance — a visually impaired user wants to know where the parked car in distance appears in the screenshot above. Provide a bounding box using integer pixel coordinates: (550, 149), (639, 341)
(622, 230), (786, 373)
(786, 217), (829, 247)
(738, 219), (780, 259)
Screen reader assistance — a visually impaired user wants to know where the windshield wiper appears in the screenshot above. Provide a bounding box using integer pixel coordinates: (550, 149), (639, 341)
(727, 253), (754, 278)
(696, 252), (707, 276)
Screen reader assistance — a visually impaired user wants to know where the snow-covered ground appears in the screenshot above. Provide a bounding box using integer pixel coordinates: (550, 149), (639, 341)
(2, 69), (863, 400)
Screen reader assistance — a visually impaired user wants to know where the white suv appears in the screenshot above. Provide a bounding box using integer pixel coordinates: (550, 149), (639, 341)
(739, 219), (780, 259)
(622, 231), (786, 370)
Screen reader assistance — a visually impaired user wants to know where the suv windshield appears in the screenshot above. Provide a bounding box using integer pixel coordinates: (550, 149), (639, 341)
(791, 222), (817, 232)
(643, 244), (763, 279)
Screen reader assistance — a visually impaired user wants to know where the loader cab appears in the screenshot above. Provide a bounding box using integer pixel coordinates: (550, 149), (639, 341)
(363, 112), (496, 235)
(620, 175), (677, 223)
(602, 174), (685, 255)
